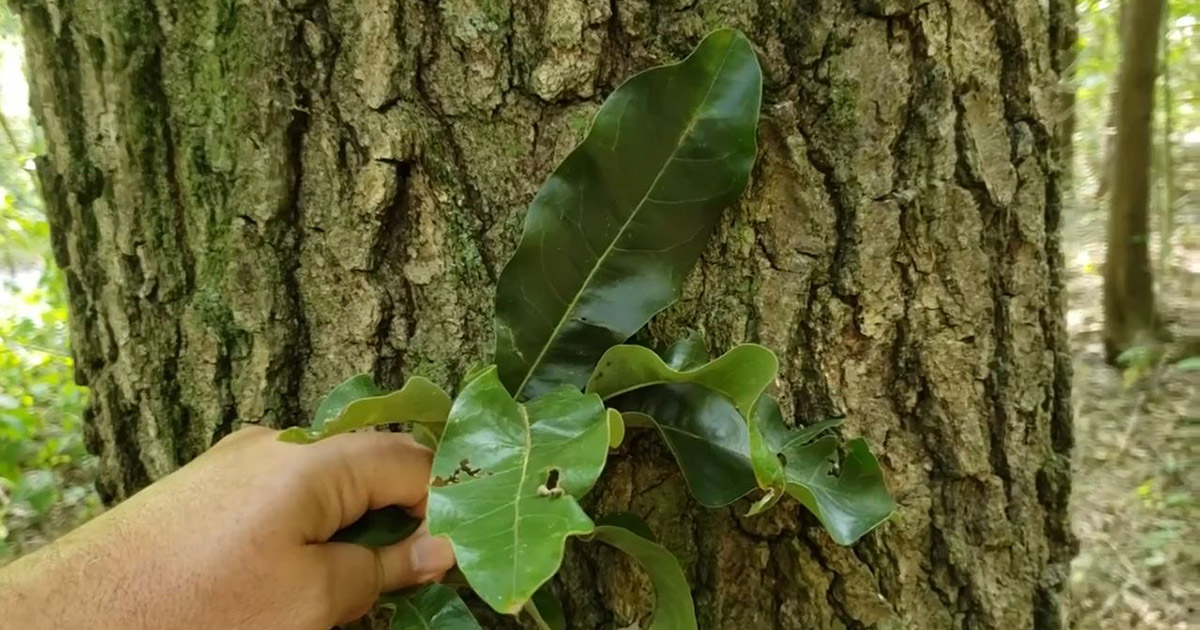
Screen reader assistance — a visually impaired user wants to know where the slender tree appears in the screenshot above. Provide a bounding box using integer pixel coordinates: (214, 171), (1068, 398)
(1158, 2), (1176, 272)
(1103, 0), (1166, 361)
(1094, 0), (1124, 201)
(13, 0), (1076, 627)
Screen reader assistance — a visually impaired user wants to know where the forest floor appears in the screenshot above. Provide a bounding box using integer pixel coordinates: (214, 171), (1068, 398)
(1063, 210), (1199, 630)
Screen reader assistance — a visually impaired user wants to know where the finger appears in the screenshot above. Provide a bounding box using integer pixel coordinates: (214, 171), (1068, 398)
(303, 431), (434, 537)
(409, 496), (428, 519)
(375, 523), (456, 592)
(316, 525), (456, 624)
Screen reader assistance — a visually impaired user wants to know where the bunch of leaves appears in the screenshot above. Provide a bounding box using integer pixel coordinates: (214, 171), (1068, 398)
(0, 265), (96, 557)
(283, 29), (895, 629)
(0, 18), (96, 559)
(1115, 344), (1164, 389)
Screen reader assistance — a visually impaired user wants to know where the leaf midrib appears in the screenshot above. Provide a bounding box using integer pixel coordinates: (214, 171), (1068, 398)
(509, 404), (532, 609)
(513, 37), (740, 398)
(402, 597), (434, 630)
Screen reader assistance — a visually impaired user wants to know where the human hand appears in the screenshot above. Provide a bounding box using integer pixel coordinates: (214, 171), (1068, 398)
(0, 426), (455, 630)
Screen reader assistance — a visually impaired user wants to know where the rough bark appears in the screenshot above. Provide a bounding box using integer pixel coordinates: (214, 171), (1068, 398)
(1102, 0), (1163, 361)
(16, 0), (1075, 628)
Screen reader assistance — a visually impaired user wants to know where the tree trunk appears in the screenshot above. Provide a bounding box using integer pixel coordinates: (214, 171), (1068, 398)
(1157, 4), (1174, 273)
(15, 0), (1075, 628)
(1093, 0), (1123, 201)
(1102, 0), (1164, 362)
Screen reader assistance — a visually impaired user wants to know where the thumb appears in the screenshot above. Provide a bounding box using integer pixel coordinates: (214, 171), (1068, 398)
(317, 523), (456, 624)
(377, 523), (457, 591)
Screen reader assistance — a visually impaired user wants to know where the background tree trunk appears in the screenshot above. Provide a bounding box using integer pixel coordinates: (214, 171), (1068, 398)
(1156, 3), (1175, 274)
(1102, 0), (1164, 361)
(15, 0), (1075, 628)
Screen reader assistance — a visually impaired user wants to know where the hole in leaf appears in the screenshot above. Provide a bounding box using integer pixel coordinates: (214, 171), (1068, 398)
(458, 459), (482, 477)
(537, 469), (565, 499)
(826, 456), (841, 477)
(776, 452), (788, 467)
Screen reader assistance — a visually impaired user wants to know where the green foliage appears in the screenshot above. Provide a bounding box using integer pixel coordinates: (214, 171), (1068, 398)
(1073, 0), (1199, 210)
(330, 505), (421, 548)
(597, 336), (772, 507)
(587, 338), (777, 417)
(278, 375), (451, 445)
(288, 29), (893, 628)
(1176, 356), (1200, 371)
(493, 28), (762, 400)
(590, 515), (696, 629)
(381, 584), (482, 630)
(0, 5), (95, 559)
(526, 586), (567, 630)
(428, 367), (608, 613)
(1115, 344), (1160, 389)
(749, 396), (894, 544)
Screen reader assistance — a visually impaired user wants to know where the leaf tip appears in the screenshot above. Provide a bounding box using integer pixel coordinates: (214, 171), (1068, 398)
(277, 427), (314, 444)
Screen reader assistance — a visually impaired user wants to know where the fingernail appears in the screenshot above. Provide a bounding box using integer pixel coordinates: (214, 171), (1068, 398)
(410, 531), (455, 578)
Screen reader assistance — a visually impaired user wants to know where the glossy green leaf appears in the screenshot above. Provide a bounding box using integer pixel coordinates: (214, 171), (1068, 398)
(313, 374), (385, 426)
(591, 515), (697, 630)
(493, 29), (763, 399)
(659, 333), (709, 372)
(381, 584), (481, 630)
(746, 396), (843, 515)
(279, 375), (452, 444)
(601, 336), (773, 507)
(330, 505), (421, 548)
(615, 384), (756, 507)
(427, 367), (609, 614)
(525, 586), (567, 630)
(750, 396), (893, 544)
(781, 438), (896, 544)
(587, 343), (778, 417)
(606, 408), (626, 448)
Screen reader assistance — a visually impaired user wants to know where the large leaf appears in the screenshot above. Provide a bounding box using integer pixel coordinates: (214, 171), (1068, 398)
(493, 29), (763, 399)
(750, 396), (894, 544)
(616, 385), (756, 507)
(745, 396), (843, 515)
(603, 336), (771, 507)
(586, 343), (778, 417)
(427, 367), (609, 614)
(279, 374), (452, 444)
(590, 515), (697, 630)
(381, 584), (481, 630)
